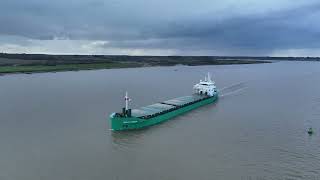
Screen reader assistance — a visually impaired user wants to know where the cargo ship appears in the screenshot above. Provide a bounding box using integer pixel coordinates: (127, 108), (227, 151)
(109, 73), (218, 131)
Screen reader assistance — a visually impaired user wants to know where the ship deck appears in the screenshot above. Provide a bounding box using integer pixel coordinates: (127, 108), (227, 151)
(131, 94), (210, 118)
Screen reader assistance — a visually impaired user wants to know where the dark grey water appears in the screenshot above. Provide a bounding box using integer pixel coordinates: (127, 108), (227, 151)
(1, 61), (320, 180)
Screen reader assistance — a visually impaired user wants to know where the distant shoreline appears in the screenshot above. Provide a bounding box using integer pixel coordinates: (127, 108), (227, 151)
(0, 60), (271, 75)
(0, 53), (284, 75)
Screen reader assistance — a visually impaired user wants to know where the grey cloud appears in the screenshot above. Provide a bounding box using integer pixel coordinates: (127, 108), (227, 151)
(0, 0), (320, 55)
(104, 3), (320, 55)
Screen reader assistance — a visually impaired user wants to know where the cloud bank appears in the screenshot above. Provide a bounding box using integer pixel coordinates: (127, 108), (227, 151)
(0, 0), (320, 56)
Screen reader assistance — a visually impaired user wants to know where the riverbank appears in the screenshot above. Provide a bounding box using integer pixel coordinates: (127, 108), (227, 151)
(0, 53), (272, 75)
(0, 60), (270, 75)
(0, 62), (141, 74)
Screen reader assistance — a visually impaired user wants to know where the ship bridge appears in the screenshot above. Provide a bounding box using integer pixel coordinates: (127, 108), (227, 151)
(193, 72), (217, 96)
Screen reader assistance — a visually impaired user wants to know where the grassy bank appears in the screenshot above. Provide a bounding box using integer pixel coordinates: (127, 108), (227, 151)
(0, 62), (142, 74)
(0, 53), (272, 75)
(0, 60), (270, 74)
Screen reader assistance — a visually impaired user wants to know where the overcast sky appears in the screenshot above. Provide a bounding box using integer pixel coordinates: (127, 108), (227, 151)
(1, 0), (320, 56)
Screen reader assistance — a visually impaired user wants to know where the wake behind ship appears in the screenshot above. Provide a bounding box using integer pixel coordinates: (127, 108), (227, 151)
(109, 73), (218, 131)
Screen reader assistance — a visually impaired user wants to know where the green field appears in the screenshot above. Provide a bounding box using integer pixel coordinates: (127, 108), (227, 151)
(0, 53), (273, 75)
(0, 62), (142, 74)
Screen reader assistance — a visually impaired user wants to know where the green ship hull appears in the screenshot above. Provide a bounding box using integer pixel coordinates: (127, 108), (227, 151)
(109, 94), (218, 131)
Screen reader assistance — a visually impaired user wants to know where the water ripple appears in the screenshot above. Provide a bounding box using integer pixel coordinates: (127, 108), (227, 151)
(219, 81), (248, 97)
(110, 130), (146, 151)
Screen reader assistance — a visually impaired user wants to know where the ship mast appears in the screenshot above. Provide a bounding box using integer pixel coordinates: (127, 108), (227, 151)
(124, 91), (130, 111)
(207, 72), (211, 82)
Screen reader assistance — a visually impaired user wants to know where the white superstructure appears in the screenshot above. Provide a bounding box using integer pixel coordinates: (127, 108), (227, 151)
(193, 72), (217, 97)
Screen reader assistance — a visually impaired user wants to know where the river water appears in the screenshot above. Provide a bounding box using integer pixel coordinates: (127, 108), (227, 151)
(0, 61), (320, 180)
